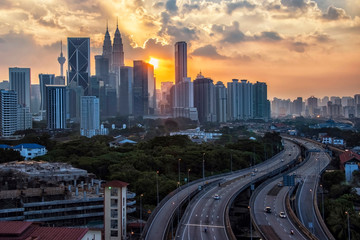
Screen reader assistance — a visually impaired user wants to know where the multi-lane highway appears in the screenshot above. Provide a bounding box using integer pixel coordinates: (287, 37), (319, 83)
(252, 139), (331, 240)
(176, 140), (300, 240)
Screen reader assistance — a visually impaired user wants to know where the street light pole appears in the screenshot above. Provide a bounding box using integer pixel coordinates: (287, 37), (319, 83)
(140, 194), (143, 235)
(248, 206), (252, 240)
(320, 184), (324, 220)
(187, 169), (191, 204)
(345, 211), (350, 240)
(202, 153), (205, 186)
(156, 171), (159, 206)
(310, 188), (314, 234)
(230, 152), (233, 173)
(178, 158), (181, 187)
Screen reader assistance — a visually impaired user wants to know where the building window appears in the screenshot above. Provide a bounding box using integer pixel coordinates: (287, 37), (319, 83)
(111, 209), (118, 218)
(111, 188), (118, 196)
(110, 230), (118, 237)
(111, 199), (118, 207)
(111, 219), (118, 229)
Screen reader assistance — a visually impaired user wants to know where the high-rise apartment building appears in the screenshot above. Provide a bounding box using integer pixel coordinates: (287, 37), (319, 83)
(133, 61), (156, 116)
(307, 96), (318, 117)
(355, 94), (360, 117)
(253, 81), (270, 120)
(118, 66), (133, 116)
(9, 67), (31, 108)
(293, 97), (303, 116)
(46, 85), (66, 130)
(193, 73), (216, 123)
(67, 38), (90, 95)
(104, 181), (128, 240)
(17, 105), (32, 131)
(175, 42), (187, 85)
(215, 81), (227, 123)
(159, 82), (174, 115)
(173, 77), (198, 121)
(227, 79), (253, 121)
(80, 96), (100, 138)
(0, 90), (17, 137)
(30, 84), (40, 114)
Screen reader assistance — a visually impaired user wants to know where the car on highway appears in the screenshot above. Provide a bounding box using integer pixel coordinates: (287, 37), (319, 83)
(279, 212), (286, 218)
(265, 207), (271, 213)
(213, 194), (220, 200)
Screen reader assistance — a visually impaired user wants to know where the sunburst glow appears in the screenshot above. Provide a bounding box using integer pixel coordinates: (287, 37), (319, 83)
(149, 57), (159, 69)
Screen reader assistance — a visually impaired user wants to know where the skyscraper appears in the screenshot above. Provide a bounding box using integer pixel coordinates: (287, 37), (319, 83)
(112, 21), (124, 71)
(0, 90), (17, 137)
(57, 41), (66, 77)
(307, 96), (318, 117)
(39, 74), (55, 117)
(46, 85), (66, 130)
(173, 77), (198, 121)
(133, 61), (155, 116)
(80, 96), (100, 138)
(215, 81), (227, 123)
(9, 67), (31, 108)
(102, 22), (112, 69)
(253, 81), (270, 120)
(293, 97), (303, 116)
(227, 79), (253, 121)
(119, 66), (133, 116)
(67, 38), (90, 95)
(193, 72), (216, 123)
(175, 41), (187, 85)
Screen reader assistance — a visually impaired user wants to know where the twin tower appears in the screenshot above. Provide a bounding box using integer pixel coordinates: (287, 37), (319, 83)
(102, 21), (125, 71)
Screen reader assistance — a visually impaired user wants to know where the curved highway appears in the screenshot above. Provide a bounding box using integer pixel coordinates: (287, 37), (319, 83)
(252, 139), (331, 240)
(176, 141), (300, 240)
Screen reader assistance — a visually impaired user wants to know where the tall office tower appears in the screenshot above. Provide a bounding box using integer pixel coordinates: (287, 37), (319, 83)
(307, 96), (318, 117)
(175, 41), (187, 85)
(54, 76), (65, 85)
(46, 85), (66, 130)
(67, 38), (90, 95)
(193, 73), (216, 123)
(355, 94), (360, 117)
(0, 90), (17, 136)
(39, 74), (55, 118)
(0, 80), (9, 90)
(227, 79), (253, 121)
(9, 67), (31, 108)
(80, 96), (100, 138)
(253, 81), (270, 120)
(215, 81), (227, 123)
(133, 61), (156, 116)
(95, 55), (110, 81)
(159, 82), (173, 115)
(17, 105), (32, 131)
(293, 97), (303, 116)
(112, 22), (125, 71)
(57, 41), (66, 77)
(102, 23), (112, 69)
(30, 84), (40, 114)
(104, 181), (128, 240)
(106, 87), (118, 117)
(119, 66), (133, 116)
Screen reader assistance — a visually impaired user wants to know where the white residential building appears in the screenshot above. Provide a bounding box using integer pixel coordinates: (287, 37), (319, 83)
(12, 143), (47, 160)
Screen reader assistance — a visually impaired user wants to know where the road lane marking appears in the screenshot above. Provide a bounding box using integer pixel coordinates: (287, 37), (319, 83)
(184, 224), (225, 228)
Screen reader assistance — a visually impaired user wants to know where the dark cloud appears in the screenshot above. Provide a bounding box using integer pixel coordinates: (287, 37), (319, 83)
(221, 22), (246, 43)
(226, 1), (256, 14)
(166, 0), (178, 13)
(153, 2), (164, 9)
(191, 45), (227, 59)
(167, 25), (198, 42)
(322, 6), (349, 20)
(289, 41), (308, 52)
(255, 31), (283, 41)
(182, 3), (200, 13)
(265, 2), (282, 11)
(211, 24), (224, 34)
(310, 32), (331, 42)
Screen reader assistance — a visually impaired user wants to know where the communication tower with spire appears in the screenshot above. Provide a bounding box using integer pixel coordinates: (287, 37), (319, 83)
(57, 41), (66, 77)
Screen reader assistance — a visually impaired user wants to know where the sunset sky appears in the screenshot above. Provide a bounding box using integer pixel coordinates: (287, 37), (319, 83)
(0, 0), (359, 100)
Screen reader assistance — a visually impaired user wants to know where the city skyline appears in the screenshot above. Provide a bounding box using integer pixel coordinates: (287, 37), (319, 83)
(0, 0), (359, 100)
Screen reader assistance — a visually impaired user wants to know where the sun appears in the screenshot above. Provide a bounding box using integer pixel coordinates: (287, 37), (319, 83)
(149, 57), (159, 69)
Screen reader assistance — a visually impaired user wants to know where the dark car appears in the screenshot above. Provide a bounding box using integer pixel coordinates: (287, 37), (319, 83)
(265, 207), (271, 213)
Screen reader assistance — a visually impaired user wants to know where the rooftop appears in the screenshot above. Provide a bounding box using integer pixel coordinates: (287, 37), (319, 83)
(339, 150), (360, 170)
(104, 180), (129, 188)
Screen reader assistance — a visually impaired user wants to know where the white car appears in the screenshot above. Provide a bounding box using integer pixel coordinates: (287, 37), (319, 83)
(279, 212), (286, 218)
(213, 194), (220, 200)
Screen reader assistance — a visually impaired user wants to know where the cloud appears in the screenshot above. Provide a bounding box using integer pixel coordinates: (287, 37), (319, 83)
(127, 38), (172, 60)
(322, 6), (350, 20)
(226, 1), (256, 14)
(182, 3), (200, 13)
(255, 31), (283, 41)
(153, 2), (164, 9)
(167, 25), (198, 42)
(166, 0), (178, 13)
(289, 41), (308, 52)
(191, 45), (227, 59)
(310, 32), (331, 42)
(221, 22), (246, 43)
(281, 0), (313, 10)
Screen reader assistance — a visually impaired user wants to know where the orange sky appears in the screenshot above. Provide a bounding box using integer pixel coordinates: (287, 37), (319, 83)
(0, 0), (359, 100)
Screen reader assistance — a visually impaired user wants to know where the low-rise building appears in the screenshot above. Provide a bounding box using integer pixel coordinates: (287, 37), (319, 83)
(170, 127), (222, 143)
(0, 143), (47, 160)
(340, 151), (360, 182)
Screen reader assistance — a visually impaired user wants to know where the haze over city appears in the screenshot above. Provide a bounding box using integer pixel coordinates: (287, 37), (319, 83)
(0, 0), (359, 99)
